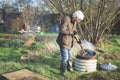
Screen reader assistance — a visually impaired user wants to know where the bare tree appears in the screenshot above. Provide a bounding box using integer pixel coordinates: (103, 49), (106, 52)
(15, 0), (36, 31)
(82, 0), (120, 44)
(21, 5), (35, 31)
(0, 0), (36, 32)
(44, 0), (120, 45)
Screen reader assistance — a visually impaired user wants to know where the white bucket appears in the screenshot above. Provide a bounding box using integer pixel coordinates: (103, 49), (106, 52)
(74, 58), (97, 72)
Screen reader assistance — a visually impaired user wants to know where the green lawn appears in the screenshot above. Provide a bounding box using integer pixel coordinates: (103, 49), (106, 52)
(0, 34), (120, 80)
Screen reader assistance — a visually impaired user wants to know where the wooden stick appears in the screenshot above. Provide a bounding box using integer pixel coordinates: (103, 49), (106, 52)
(73, 22), (86, 54)
(74, 34), (86, 54)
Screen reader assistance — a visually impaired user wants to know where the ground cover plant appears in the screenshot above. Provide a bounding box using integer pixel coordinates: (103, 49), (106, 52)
(0, 33), (120, 80)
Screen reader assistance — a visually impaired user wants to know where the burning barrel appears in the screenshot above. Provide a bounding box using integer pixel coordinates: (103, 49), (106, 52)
(74, 49), (97, 72)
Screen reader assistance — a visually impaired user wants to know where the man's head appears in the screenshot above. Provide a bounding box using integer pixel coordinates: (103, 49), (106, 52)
(72, 10), (84, 22)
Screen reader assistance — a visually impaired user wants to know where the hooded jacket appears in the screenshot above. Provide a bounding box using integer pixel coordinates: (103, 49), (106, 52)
(56, 16), (76, 49)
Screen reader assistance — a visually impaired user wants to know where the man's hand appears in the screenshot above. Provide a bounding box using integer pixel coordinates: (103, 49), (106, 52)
(77, 39), (81, 44)
(73, 31), (77, 35)
(74, 35), (81, 44)
(72, 17), (81, 22)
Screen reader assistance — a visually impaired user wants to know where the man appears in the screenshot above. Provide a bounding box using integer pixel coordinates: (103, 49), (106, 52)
(56, 10), (84, 78)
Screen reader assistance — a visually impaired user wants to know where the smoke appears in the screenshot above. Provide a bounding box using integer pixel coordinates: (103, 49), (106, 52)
(81, 40), (95, 51)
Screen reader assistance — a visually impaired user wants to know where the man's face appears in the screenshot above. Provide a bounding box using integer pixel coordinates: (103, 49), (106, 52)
(76, 18), (81, 22)
(72, 17), (81, 22)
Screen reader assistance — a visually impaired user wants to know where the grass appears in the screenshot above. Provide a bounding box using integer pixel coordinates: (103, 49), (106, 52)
(0, 34), (120, 80)
(36, 32), (58, 37)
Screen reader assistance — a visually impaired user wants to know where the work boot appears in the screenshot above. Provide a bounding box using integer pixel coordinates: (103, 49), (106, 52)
(60, 63), (68, 79)
(67, 60), (73, 72)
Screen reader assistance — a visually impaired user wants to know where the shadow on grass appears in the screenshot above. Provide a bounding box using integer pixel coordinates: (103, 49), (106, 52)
(0, 49), (65, 80)
(75, 73), (106, 80)
(21, 52), (62, 75)
(75, 68), (120, 80)
(37, 54), (60, 69)
(0, 48), (21, 62)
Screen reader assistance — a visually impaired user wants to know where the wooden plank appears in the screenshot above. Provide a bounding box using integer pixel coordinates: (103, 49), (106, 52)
(2, 69), (49, 80)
